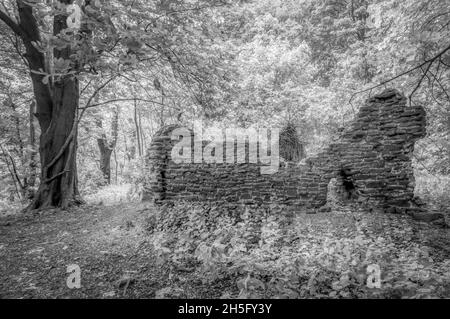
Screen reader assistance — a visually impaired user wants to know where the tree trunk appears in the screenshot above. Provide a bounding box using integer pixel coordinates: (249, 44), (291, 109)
(27, 101), (38, 199)
(97, 139), (113, 184)
(9, 101), (27, 198)
(97, 106), (119, 184)
(31, 77), (81, 209)
(29, 1), (81, 209)
(113, 147), (118, 184)
(134, 100), (143, 157)
(1, 0), (82, 209)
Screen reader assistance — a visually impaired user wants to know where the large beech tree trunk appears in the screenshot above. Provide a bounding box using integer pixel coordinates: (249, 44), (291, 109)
(1, 0), (82, 209)
(30, 1), (81, 209)
(31, 77), (81, 209)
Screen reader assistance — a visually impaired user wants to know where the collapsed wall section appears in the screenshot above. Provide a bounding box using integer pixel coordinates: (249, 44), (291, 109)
(143, 89), (426, 213)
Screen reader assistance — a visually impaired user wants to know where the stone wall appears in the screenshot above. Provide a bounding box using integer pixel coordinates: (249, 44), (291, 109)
(143, 89), (427, 213)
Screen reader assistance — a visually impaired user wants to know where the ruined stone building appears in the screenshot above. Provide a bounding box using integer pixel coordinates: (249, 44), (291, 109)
(143, 89), (427, 214)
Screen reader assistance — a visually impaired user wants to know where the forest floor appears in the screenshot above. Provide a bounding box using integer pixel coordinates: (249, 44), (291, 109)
(0, 202), (449, 299)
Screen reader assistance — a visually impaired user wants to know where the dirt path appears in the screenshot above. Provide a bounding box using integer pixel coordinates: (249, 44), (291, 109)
(0, 203), (169, 298)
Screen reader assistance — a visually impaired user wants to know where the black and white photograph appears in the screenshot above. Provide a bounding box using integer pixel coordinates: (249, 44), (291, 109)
(0, 0), (449, 304)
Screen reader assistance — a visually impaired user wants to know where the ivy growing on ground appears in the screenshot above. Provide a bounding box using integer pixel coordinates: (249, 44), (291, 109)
(148, 202), (450, 299)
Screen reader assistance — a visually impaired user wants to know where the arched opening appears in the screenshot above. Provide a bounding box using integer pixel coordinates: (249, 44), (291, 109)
(339, 168), (356, 200)
(326, 167), (357, 206)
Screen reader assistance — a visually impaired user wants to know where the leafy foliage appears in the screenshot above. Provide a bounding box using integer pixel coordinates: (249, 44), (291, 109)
(148, 203), (450, 299)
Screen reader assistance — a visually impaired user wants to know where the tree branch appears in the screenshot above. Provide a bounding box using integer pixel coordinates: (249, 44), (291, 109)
(80, 98), (165, 110)
(350, 43), (450, 103)
(0, 9), (23, 37)
(409, 61), (433, 105)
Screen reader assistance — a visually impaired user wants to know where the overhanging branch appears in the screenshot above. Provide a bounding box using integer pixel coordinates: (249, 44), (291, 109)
(350, 43), (450, 104)
(0, 9), (23, 37)
(79, 98), (165, 110)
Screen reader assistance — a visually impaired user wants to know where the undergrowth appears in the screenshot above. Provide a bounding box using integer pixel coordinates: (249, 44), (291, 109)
(146, 203), (450, 299)
(84, 184), (142, 206)
(415, 173), (450, 215)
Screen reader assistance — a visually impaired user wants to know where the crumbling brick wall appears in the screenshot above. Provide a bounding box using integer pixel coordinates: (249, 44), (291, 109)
(143, 89), (426, 213)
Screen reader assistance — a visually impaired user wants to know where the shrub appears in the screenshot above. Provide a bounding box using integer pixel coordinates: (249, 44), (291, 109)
(147, 203), (450, 299)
